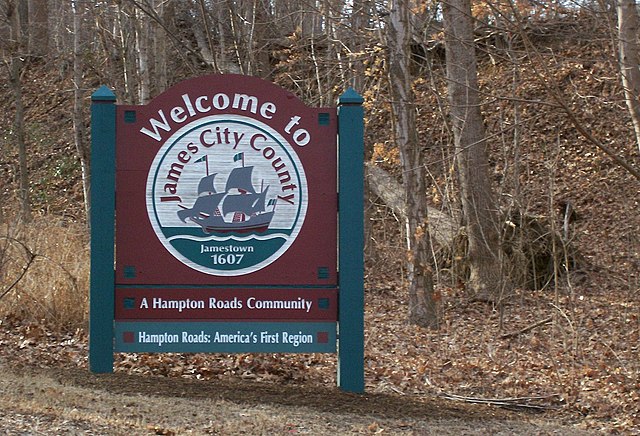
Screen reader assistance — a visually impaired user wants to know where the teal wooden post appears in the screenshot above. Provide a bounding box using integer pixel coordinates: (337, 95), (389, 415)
(89, 86), (117, 373)
(337, 88), (365, 393)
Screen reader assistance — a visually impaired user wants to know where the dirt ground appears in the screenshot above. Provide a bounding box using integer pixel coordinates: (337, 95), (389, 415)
(0, 357), (593, 435)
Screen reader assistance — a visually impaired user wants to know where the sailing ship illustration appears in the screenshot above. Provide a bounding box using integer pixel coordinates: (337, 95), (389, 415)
(177, 153), (276, 234)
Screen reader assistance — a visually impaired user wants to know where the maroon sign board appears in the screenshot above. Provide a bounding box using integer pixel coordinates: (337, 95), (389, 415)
(111, 75), (337, 353)
(115, 75), (337, 286)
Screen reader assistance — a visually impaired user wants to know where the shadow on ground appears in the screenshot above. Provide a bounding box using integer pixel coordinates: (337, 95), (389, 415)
(47, 366), (524, 423)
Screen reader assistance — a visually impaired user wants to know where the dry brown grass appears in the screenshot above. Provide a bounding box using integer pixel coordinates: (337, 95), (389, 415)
(0, 217), (89, 330)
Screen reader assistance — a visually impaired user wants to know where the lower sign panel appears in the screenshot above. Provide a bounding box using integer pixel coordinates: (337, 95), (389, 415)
(115, 321), (337, 353)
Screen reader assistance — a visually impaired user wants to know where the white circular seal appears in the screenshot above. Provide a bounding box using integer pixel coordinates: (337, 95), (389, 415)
(146, 115), (308, 276)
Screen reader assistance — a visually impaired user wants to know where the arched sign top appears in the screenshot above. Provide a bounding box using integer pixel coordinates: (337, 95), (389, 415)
(138, 75), (314, 147)
(145, 74), (305, 108)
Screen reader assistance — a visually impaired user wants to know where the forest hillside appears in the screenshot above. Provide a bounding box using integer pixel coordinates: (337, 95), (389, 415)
(0, 2), (639, 433)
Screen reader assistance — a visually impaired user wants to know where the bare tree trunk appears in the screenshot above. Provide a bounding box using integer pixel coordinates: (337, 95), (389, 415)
(215, 1), (232, 72)
(136, 6), (151, 103)
(310, 18), (324, 104)
(254, 0), (275, 80)
(152, 0), (168, 93)
(72, 0), (90, 222)
(226, 0), (245, 74)
(118, 2), (135, 103)
(350, 0), (370, 91)
(245, 0), (259, 75)
(6, 0), (31, 222)
(387, 0), (437, 328)
(193, 0), (220, 71)
(616, 0), (640, 154)
(27, 0), (48, 57)
(8, 56), (31, 223)
(443, 0), (504, 301)
(251, 0), (272, 78)
(324, 0), (343, 103)
(301, 0), (317, 37)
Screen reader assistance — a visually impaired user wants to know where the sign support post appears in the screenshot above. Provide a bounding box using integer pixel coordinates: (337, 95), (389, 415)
(89, 86), (116, 373)
(337, 88), (365, 393)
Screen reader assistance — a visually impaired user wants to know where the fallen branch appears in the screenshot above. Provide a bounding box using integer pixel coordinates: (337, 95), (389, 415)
(499, 316), (553, 339)
(365, 163), (459, 247)
(439, 391), (562, 412)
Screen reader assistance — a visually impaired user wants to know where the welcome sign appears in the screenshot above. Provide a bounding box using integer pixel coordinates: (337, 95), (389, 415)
(90, 75), (364, 392)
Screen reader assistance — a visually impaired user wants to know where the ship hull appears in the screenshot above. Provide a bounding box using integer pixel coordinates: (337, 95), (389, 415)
(191, 212), (274, 235)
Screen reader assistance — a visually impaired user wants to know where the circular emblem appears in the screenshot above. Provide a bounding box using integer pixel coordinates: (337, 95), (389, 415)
(147, 115), (308, 276)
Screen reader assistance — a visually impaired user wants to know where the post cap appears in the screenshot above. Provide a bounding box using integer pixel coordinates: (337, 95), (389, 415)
(92, 86), (116, 102)
(339, 88), (364, 105)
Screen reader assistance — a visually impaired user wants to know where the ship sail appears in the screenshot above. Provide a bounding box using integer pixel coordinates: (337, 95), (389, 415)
(222, 186), (269, 216)
(252, 185), (268, 212)
(225, 166), (256, 194)
(197, 173), (217, 195)
(177, 193), (225, 222)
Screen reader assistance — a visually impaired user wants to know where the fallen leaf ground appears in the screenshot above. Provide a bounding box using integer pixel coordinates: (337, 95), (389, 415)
(0, 345), (591, 435)
(0, 274), (637, 433)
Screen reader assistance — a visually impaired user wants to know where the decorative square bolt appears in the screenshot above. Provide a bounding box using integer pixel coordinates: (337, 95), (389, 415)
(318, 298), (330, 310)
(317, 267), (329, 279)
(318, 112), (330, 126)
(123, 265), (137, 279)
(124, 110), (136, 123)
